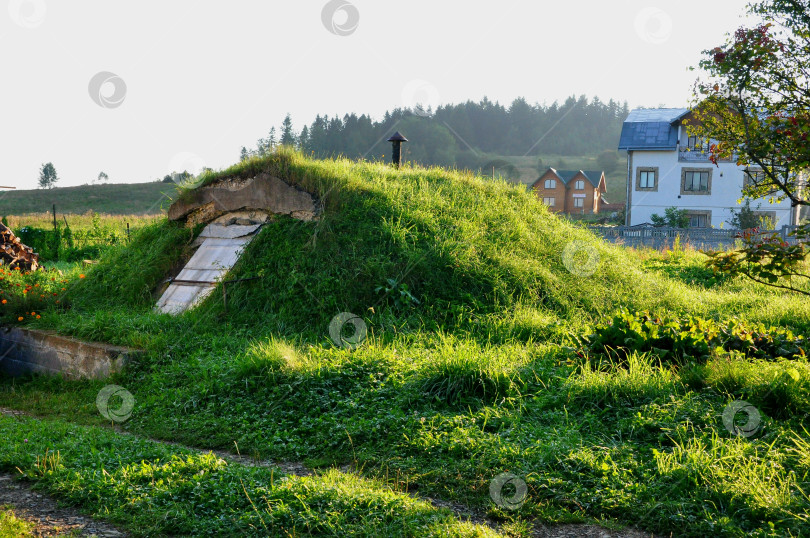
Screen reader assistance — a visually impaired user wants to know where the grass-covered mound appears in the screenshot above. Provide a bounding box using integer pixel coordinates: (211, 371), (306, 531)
(1, 149), (809, 537)
(70, 149), (692, 340)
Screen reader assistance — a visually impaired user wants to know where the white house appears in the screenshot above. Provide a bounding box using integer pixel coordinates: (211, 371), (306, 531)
(618, 108), (796, 228)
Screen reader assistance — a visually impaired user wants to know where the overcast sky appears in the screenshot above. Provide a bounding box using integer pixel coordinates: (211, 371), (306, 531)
(0, 0), (752, 190)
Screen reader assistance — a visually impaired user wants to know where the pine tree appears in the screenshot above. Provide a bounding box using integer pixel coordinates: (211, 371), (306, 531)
(298, 126), (310, 152)
(280, 114), (296, 147)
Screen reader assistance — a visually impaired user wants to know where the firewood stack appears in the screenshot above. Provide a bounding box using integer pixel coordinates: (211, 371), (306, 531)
(0, 223), (39, 271)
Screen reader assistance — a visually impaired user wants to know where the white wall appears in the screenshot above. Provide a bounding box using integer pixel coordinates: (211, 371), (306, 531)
(627, 150), (792, 227)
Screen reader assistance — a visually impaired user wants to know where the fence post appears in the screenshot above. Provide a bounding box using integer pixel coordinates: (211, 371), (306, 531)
(52, 203), (58, 262)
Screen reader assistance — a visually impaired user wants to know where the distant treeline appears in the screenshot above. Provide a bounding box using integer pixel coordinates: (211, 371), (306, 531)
(241, 95), (629, 170)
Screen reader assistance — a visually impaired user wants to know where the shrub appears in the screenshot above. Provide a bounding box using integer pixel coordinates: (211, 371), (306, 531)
(580, 309), (806, 365)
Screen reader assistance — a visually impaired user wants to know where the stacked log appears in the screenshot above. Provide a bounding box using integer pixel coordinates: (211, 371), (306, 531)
(0, 223), (39, 271)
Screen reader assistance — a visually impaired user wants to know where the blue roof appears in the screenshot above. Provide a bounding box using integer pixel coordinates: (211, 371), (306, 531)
(624, 108), (689, 123)
(618, 108), (689, 151)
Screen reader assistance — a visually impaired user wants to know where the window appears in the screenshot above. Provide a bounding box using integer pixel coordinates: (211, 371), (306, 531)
(636, 167), (658, 191)
(544, 179), (556, 189)
(744, 170), (766, 188)
(684, 171), (709, 192)
(687, 211), (712, 228)
(687, 135), (704, 151)
(574, 180), (585, 190)
(573, 198), (584, 208)
(543, 197), (555, 207)
(753, 211), (777, 229)
(680, 168), (712, 195)
(690, 214), (708, 227)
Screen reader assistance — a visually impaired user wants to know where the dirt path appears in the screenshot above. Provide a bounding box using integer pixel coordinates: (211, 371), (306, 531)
(0, 408), (661, 537)
(0, 473), (126, 537)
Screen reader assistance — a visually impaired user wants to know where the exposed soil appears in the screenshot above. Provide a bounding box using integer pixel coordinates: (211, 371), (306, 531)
(0, 473), (126, 537)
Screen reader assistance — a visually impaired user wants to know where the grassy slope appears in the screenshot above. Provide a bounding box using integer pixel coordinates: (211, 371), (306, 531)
(0, 182), (175, 216)
(0, 149), (808, 537)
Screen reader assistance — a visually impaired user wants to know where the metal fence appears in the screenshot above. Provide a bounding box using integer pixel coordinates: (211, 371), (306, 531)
(589, 225), (803, 250)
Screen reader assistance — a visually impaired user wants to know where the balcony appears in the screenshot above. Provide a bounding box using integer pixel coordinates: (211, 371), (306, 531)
(678, 146), (735, 163)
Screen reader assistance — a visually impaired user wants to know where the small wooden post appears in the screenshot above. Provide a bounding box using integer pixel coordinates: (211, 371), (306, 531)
(52, 203), (58, 261)
(387, 132), (408, 168)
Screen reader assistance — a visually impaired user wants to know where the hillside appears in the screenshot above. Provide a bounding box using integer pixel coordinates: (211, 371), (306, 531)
(0, 182), (175, 216)
(0, 150), (808, 536)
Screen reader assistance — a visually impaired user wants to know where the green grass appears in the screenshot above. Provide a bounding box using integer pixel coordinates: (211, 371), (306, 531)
(0, 182), (176, 216)
(0, 507), (33, 537)
(0, 416), (498, 537)
(0, 149), (808, 536)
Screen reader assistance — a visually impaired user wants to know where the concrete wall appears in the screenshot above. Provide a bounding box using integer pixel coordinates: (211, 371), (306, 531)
(0, 327), (138, 379)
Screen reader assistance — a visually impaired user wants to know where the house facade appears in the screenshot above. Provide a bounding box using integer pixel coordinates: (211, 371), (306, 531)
(618, 108), (796, 228)
(531, 169), (607, 214)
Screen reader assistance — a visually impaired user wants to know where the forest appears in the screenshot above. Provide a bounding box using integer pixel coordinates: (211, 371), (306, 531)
(242, 95), (630, 170)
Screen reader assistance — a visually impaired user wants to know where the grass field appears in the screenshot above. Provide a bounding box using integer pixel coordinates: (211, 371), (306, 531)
(0, 149), (806, 536)
(0, 182), (176, 216)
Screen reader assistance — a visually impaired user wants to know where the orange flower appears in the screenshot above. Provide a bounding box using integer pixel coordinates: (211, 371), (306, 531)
(79, 274), (85, 279)
(36, 315), (40, 319)
(17, 317), (23, 321)
(30, 312), (35, 316)
(61, 288), (66, 291)
(1, 299), (5, 304)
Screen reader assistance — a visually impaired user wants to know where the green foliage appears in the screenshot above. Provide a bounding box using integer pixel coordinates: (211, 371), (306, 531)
(0, 264), (76, 324)
(535, 157), (545, 174)
(247, 96), (629, 167)
(728, 199), (775, 230)
(596, 150), (619, 173)
(0, 183), (175, 215)
(15, 213), (137, 262)
(38, 162), (58, 189)
(691, 0), (810, 209)
(0, 508), (33, 537)
(375, 278), (421, 311)
(67, 220), (195, 309)
(419, 340), (526, 406)
(0, 417), (495, 537)
(705, 224), (810, 295)
(642, 252), (731, 288)
(582, 309), (806, 364)
(481, 159), (520, 180)
(2, 151), (810, 536)
(650, 207), (690, 228)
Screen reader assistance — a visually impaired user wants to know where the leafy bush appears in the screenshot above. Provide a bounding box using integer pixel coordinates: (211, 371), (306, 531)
(650, 207), (690, 228)
(581, 309), (806, 364)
